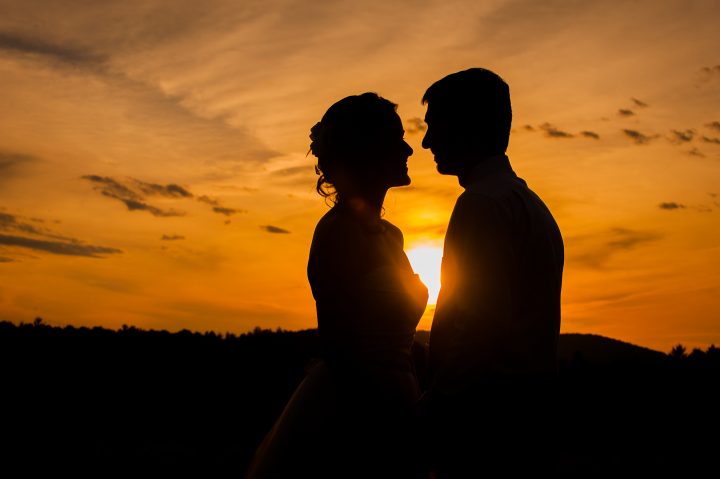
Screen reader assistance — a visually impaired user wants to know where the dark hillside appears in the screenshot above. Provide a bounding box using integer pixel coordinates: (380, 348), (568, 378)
(1, 320), (717, 476)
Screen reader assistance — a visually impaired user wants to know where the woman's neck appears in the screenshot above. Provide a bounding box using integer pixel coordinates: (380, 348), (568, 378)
(338, 189), (387, 220)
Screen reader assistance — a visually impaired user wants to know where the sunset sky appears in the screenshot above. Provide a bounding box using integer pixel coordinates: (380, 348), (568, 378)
(1, 0), (719, 351)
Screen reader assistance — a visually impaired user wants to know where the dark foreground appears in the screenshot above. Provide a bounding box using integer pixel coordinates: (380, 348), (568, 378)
(1, 320), (718, 476)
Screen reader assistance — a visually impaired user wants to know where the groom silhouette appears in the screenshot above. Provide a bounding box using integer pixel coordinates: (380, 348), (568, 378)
(421, 68), (564, 476)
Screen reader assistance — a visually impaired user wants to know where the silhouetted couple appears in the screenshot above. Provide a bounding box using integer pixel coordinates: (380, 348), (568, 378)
(245, 68), (564, 478)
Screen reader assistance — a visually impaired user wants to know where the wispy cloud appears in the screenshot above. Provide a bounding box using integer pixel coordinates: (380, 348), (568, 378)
(271, 166), (311, 178)
(0, 150), (39, 181)
(82, 174), (185, 216)
(405, 117), (426, 134)
(622, 129), (658, 145)
(0, 212), (69, 240)
(669, 129), (695, 143)
(1, 212), (46, 236)
(0, 256), (13, 263)
(132, 179), (192, 198)
(261, 225), (290, 234)
(269, 165), (315, 188)
(701, 136), (720, 145)
(700, 65), (720, 76)
(0, 32), (106, 70)
(581, 131), (600, 139)
(0, 234), (121, 257)
(606, 228), (661, 250)
(83, 175), (143, 201)
(82, 175), (243, 217)
(698, 65), (720, 87)
(197, 195), (220, 207)
(0, 211), (121, 258)
(688, 148), (705, 157)
(197, 195), (245, 215)
(659, 202), (686, 210)
(618, 109), (635, 117)
(539, 123), (573, 138)
(523, 124), (535, 131)
(100, 190), (185, 217)
(568, 227), (662, 269)
(706, 121), (720, 132)
(161, 234), (185, 241)
(213, 206), (244, 216)
(631, 98), (648, 108)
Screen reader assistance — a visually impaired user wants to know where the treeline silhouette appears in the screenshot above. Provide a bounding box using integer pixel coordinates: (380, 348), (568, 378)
(1, 319), (717, 476)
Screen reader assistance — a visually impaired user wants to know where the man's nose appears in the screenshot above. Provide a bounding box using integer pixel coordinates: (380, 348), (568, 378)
(404, 140), (413, 156)
(421, 130), (430, 150)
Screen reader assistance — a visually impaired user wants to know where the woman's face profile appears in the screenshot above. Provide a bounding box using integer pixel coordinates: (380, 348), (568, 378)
(371, 111), (413, 190)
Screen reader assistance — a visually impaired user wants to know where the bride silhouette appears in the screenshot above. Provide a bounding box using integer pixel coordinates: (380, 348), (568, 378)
(245, 93), (428, 479)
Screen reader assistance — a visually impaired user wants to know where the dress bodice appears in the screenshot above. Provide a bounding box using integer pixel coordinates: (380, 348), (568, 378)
(307, 205), (427, 375)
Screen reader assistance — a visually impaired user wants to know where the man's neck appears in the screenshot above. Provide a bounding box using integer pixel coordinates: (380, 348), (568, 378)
(457, 154), (509, 188)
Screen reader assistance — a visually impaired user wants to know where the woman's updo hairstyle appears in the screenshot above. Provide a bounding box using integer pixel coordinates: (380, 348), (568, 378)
(309, 92), (398, 203)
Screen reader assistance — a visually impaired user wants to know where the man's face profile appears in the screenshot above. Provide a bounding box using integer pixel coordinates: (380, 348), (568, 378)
(422, 102), (466, 176)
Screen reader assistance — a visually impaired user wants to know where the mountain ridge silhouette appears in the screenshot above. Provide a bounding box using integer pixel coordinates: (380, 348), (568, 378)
(1, 320), (716, 476)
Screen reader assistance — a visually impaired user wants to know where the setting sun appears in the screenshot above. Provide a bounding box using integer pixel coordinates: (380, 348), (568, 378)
(406, 245), (443, 305)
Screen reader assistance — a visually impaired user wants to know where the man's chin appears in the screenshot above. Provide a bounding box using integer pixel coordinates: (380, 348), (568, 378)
(435, 161), (460, 176)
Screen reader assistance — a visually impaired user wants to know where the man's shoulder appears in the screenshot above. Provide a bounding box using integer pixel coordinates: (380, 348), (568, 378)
(452, 184), (513, 217)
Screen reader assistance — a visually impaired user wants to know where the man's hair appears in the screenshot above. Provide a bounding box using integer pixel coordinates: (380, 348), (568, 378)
(422, 68), (512, 155)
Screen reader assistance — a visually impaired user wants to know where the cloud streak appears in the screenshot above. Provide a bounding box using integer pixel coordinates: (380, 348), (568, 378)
(405, 117), (426, 134)
(0, 150), (41, 186)
(0, 234), (121, 257)
(132, 179), (192, 198)
(197, 195), (245, 215)
(581, 131), (600, 139)
(261, 225), (290, 234)
(82, 175), (184, 216)
(0, 211), (71, 240)
(83, 175), (244, 217)
(658, 202), (686, 210)
(618, 109), (635, 117)
(539, 123), (573, 138)
(213, 206), (243, 216)
(0, 211), (121, 258)
(569, 227), (662, 269)
(0, 150), (39, 179)
(631, 98), (648, 108)
(669, 129), (695, 143)
(700, 65), (720, 76)
(83, 175), (143, 200)
(622, 129), (657, 145)
(0, 32), (106, 69)
(99, 190), (184, 217)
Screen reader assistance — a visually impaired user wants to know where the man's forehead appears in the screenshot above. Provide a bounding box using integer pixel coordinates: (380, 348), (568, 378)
(423, 102), (436, 122)
(423, 102), (452, 123)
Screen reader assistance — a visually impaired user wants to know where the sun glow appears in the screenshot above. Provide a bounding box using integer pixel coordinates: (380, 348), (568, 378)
(406, 245), (443, 305)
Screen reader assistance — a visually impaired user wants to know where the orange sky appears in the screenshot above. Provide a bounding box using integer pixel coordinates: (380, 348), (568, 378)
(1, 0), (719, 351)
